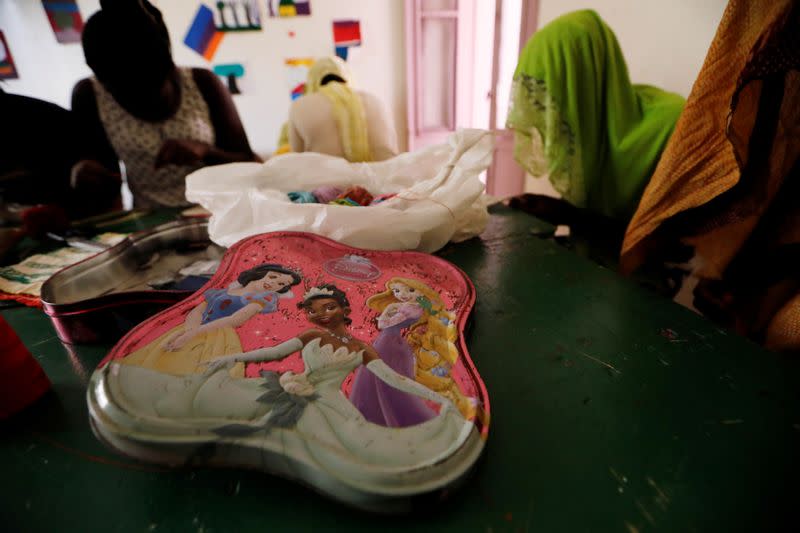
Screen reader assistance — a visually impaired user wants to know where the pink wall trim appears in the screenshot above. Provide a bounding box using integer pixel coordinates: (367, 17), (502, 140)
(486, 0), (540, 197)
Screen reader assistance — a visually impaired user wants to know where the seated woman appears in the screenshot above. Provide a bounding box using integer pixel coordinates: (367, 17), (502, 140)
(621, 0), (800, 352)
(0, 87), (109, 219)
(288, 57), (399, 162)
(71, 0), (260, 209)
(506, 10), (685, 223)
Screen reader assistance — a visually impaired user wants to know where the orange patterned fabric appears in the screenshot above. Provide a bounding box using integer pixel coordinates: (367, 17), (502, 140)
(620, 0), (800, 351)
(621, 0), (799, 273)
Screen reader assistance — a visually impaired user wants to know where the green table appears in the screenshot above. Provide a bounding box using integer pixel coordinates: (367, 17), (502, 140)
(3, 206), (798, 532)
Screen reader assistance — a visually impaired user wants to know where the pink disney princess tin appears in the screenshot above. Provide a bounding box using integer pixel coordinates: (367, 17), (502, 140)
(87, 232), (489, 512)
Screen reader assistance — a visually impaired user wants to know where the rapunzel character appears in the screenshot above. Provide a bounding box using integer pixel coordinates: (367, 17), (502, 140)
(118, 263), (301, 377)
(348, 280), (437, 427)
(358, 277), (477, 420)
(95, 284), (474, 499)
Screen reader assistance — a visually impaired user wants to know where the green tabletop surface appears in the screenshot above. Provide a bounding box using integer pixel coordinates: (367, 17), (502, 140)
(2, 205), (798, 532)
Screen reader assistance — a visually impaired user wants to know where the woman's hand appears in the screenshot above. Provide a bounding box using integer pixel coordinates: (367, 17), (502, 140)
(70, 159), (121, 190)
(163, 328), (198, 351)
(154, 139), (213, 168)
(438, 397), (457, 415)
(383, 303), (401, 317)
(202, 356), (238, 376)
(377, 304), (409, 330)
(377, 303), (402, 328)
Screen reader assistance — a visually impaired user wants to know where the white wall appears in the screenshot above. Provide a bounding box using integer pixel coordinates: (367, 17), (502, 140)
(536, 0), (727, 97)
(0, 0), (100, 107)
(0, 0), (407, 156)
(469, 0), (496, 131)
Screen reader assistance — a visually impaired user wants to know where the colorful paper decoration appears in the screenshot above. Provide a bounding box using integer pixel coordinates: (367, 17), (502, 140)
(266, 0), (311, 18)
(41, 0), (84, 44)
(332, 20), (361, 61)
(333, 20), (361, 47)
(214, 1), (262, 32)
(0, 31), (18, 80)
(285, 57), (314, 101)
(213, 63), (245, 94)
(184, 5), (224, 61)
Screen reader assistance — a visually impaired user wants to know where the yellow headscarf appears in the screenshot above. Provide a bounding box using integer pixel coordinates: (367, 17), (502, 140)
(275, 122), (291, 155)
(306, 57), (372, 162)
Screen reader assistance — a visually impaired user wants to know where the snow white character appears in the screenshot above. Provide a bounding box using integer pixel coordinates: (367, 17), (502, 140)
(118, 263), (301, 377)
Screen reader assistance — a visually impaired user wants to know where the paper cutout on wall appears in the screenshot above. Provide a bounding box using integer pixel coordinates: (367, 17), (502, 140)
(334, 46), (348, 61)
(213, 63), (245, 94)
(184, 5), (224, 61)
(0, 31), (19, 80)
(267, 0), (311, 18)
(285, 57), (314, 101)
(332, 20), (361, 61)
(42, 0), (84, 44)
(215, 1), (262, 32)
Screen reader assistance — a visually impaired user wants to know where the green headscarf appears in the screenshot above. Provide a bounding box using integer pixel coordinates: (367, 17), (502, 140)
(507, 10), (685, 219)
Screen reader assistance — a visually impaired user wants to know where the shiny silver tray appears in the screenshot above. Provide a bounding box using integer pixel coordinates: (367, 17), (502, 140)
(41, 219), (224, 344)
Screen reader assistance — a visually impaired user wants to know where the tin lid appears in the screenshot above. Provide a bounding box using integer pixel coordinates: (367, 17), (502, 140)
(88, 231), (489, 511)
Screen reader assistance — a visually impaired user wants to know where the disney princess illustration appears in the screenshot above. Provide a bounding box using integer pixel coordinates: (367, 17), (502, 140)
(97, 284), (474, 495)
(350, 277), (477, 421)
(118, 263), (302, 377)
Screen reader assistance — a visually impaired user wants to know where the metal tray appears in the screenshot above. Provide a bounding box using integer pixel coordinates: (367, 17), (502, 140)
(88, 231), (489, 512)
(41, 219), (224, 344)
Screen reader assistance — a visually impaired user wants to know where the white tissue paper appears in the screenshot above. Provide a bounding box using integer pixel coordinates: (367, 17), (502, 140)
(185, 129), (494, 252)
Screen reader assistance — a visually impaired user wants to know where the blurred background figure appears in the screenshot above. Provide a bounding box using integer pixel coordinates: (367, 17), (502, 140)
(0, 86), (101, 219)
(621, 0), (800, 352)
(288, 56), (398, 162)
(71, 0), (260, 210)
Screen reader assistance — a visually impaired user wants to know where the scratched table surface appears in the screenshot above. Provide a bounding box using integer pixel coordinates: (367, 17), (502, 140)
(2, 205), (799, 532)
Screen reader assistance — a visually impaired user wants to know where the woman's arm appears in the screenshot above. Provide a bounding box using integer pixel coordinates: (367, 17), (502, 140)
(377, 303), (422, 329)
(361, 347), (454, 410)
(71, 79), (120, 172)
(69, 79), (123, 214)
(190, 68), (261, 164)
(211, 328), (320, 367)
(361, 91), (399, 161)
(199, 301), (261, 332)
(183, 301), (207, 331)
(229, 337), (304, 364)
(163, 301), (206, 348)
(287, 101), (306, 153)
(165, 301), (258, 351)
(203, 337), (304, 374)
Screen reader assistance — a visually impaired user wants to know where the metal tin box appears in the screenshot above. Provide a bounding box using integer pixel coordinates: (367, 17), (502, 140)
(41, 219), (223, 344)
(88, 232), (489, 512)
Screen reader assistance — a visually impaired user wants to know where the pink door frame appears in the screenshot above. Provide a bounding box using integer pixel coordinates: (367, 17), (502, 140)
(404, 0), (461, 152)
(404, 0), (540, 197)
(485, 0), (539, 197)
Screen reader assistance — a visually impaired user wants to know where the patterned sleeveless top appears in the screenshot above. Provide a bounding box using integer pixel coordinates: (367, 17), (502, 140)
(90, 68), (215, 208)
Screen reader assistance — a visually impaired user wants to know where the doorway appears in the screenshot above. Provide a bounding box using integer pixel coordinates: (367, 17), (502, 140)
(404, 0), (539, 195)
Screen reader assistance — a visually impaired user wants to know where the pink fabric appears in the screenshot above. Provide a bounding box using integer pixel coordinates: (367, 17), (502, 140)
(311, 186), (343, 204)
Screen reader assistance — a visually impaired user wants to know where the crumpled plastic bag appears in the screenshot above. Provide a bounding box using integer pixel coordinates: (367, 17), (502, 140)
(185, 129), (494, 252)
